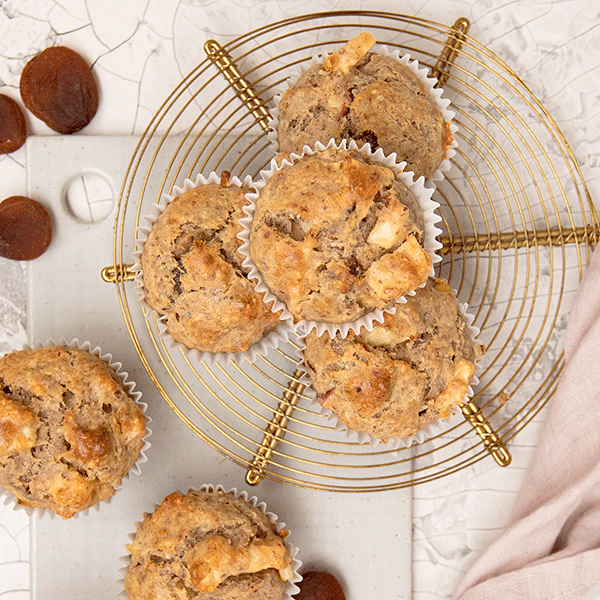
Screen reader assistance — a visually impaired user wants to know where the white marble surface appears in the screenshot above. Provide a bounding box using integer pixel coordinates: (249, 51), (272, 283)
(0, 1), (599, 598)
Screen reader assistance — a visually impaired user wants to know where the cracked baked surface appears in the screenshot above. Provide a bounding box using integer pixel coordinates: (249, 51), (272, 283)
(276, 33), (451, 180)
(0, 345), (146, 518)
(249, 147), (431, 324)
(125, 489), (293, 600)
(303, 278), (477, 441)
(141, 175), (281, 353)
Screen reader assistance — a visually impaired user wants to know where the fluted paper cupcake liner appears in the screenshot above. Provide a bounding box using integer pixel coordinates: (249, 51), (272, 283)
(295, 292), (483, 449)
(118, 483), (302, 599)
(268, 41), (458, 186)
(238, 137), (443, 339)
(131, 171), (295, 366)
(0, 337), (151, 519)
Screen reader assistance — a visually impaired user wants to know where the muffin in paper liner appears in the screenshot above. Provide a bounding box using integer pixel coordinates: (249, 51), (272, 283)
(238, 138), (443, 339)
(268, 32), (458, 186)
(131, 171), (296, 366)
(295, 280), (484, 449)
(0, 337), (151, 519)
(118, 483), (302, 600)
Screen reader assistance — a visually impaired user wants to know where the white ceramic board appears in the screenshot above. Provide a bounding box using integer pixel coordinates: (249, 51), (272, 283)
(25, 135), (412, 600)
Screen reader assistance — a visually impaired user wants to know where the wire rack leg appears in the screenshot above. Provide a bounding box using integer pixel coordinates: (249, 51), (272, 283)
(245, 369), (306, 485)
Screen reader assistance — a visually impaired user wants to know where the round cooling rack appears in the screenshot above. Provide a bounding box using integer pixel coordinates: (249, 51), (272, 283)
(109, 12), (598, 492)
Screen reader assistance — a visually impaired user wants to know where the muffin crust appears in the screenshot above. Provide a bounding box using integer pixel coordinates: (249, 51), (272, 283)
(125, 489), (293, 600)
(249, 147), (431, 324)
(277, 34), (451, 180)
(0, 345), (146, 518)
(303, 278), (477, 441)
(141, 173), (281, 353)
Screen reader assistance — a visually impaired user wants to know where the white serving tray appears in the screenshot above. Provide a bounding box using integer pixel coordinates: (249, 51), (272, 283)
(26, 135), (412, 600)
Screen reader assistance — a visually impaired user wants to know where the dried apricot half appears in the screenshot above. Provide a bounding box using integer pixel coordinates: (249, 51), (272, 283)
(0, 196), (52, 260)
(296, 571), (346, 600)
(0, 94), (27, 154)
(20, 46), (98, 134)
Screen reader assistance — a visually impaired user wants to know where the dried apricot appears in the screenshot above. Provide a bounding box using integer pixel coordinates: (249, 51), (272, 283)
(296, 570), (346, 600)
(0, 196), (52, 260)
(0, 94), (27, 154)
(20, 46), (98, 134)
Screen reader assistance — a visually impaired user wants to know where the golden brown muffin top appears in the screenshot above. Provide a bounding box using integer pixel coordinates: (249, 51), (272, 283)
(303, 278), (478, 441)
(249, 148), (431, 324)
(0, 345), (146, 518)
(276, 33), (451, 180)
(141, 172), (281, 354)
(126, 489), (293, 600)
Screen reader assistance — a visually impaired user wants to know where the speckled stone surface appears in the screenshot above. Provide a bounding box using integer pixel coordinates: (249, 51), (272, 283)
(0, 1), (599, 599)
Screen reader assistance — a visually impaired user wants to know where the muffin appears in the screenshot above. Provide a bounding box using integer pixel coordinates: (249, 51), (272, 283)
(245, 144), (433, 327)
(125, 488), (297, 600)
(139, 171), (282, 354)
(302, 278), (479, 442)
(275, 32), (453, 180)
(0, 344), (147, 518)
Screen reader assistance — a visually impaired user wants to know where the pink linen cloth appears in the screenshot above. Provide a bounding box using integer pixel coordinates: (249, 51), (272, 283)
(452, 245), (600, 600)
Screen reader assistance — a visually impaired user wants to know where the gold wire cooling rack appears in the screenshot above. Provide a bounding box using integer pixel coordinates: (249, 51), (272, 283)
(105, 12), (598, 492)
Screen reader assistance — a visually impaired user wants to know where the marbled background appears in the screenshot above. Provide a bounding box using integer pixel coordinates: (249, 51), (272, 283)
(1, 0), (599, 598)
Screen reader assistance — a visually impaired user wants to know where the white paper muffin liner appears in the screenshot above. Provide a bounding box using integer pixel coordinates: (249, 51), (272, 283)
(131, 171), (295, 366)
(238, 137), (443, 339)
(0, 337), (151, 519)
(117, 483), (302, 599)
(294, 291), (483, 449)
(267, 40), (458, 187)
